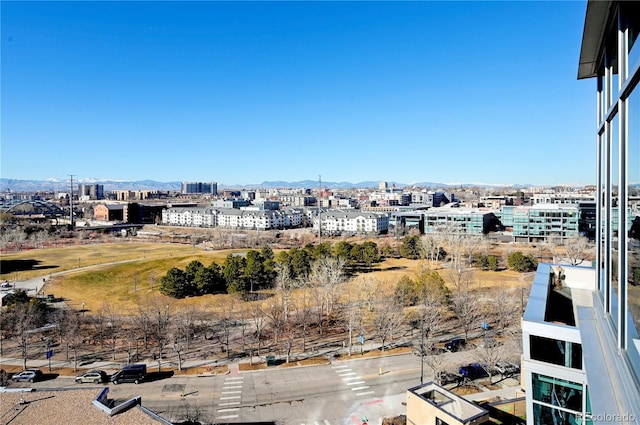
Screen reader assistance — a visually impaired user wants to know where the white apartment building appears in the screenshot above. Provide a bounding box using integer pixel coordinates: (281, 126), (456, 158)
(162, 206), (307, 230)
(531, 193), (596, 205)
(313, 211), (389, 235)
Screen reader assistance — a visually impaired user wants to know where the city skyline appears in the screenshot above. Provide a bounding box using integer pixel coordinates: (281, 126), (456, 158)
(1, 1), (594, 186)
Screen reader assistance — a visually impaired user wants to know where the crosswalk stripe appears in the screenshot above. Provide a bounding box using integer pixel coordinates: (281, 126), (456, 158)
(222, 390), (242, 394)
(352, 386), (369, 391)
(333, 365), (349, 369)
(220, 396), (241, 400)
(342, 376), (360, 381)
(217, 415), (239, 419)
(346, 381), (365, 385)
(338, 372), (356, 376)
(218, 408), (239, 413)
(356, 391), (375, 396)
(223, 385), (243, 389)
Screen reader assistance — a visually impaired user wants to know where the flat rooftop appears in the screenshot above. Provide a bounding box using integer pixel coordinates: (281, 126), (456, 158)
(408, 382), (488, 423)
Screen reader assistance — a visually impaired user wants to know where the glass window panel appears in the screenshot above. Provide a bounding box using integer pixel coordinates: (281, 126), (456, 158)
(600, 133), (606, 294)
(532, 373), (583, 412)
(627, 5), (640, 78)
(611, 114), (620, 329)
(532, 403), (582, 425)
(627, 81), (640, 382)
(599, 75), (605, 124)
(529, 335), (582, 370)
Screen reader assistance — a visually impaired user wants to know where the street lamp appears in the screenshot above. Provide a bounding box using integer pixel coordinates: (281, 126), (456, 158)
(82, 302), (85, 317)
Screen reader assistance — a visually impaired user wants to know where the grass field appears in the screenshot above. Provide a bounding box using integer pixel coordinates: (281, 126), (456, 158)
(1, 242), (530, 313)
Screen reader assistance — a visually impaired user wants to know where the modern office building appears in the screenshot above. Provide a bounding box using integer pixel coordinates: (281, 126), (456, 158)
(522, 2), (640, 424)
(181, 181), (217, 195)
(511, 204), (580, 243)
(422, 208), (501, 235)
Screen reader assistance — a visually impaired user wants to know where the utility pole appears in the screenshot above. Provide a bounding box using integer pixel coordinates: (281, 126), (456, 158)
(318, 175), (322, 241)
(69, 174), (75, 228)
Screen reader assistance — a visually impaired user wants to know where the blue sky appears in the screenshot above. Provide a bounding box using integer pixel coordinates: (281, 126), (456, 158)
(1, 1), (594, 187)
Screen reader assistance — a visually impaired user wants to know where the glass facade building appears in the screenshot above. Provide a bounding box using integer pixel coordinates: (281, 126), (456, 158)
(523, 2), (640, 424)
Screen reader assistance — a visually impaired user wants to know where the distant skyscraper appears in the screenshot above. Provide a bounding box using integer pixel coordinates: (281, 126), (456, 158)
(77, 184), (104, 200)
(181, 181), (217, 195)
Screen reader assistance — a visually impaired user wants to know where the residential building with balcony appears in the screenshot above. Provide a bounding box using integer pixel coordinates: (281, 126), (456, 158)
(511, 204), (580, 243)
(313, 211), (389, 235)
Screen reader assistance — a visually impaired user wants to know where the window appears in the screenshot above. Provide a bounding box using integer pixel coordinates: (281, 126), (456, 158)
(626, 69), (640, 379)
(529, 335), (582, 370)
(611, 113), (620, 330)
(532, 373), (583, 412)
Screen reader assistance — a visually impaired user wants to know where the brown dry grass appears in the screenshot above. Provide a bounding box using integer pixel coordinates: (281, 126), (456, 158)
(2, 242), (530, 314)
(239, 362), (267, 371)
(335, 346), (412, 360)
(450, 384), (482, 396)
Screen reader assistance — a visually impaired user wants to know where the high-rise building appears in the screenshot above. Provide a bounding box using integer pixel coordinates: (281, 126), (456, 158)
(181, 181), (217, 195)
(522, 2), (640, 424)
(77, 184), (104, 200)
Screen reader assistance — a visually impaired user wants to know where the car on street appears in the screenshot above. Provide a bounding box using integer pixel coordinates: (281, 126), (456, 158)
(436, 370), (463, 385)
(459, 363), (489, 380)
(75, 370), (108, 384)
(444, 338), (466, 352)
(493, 361), (520, 377)
(11, 369), (43, 383)
(111, 364), (146, 384)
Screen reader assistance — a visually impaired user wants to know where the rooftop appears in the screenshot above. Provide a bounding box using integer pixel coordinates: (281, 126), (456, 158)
(0, 388), (171, 425)
(408, 382), (489, 423)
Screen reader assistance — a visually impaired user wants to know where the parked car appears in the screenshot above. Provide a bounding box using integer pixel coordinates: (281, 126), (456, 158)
(436, 370), (463, 385)
(494, 361), (520, 377)
(11, 369), (43, 383)
(75, 370), (108, 384)
(111, 364), (146, 385)
(444, 338), (466, 352)
(459, 363), (489, 380)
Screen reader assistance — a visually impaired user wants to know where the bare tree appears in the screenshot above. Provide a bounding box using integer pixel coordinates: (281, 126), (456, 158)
(422, 341), (447, 385)
(265, 294), (285, 350)
(10, 302), (45, 369)
(373, 297), (404, 351)
(489, 287), (521, 331)
(250, 302), (265, 358)
(545, 236), (564, 264)
(67, 313), (84, 372)
(215, 296), (238, 358)
(275, 263), (296, 322)
(99, 302), (121, 360)
(309, 256), (346, 331)
(293, 285), (314, 352)
(151, 299), (172, 372)
(421, 234), (441, 267)
(175, 305), (200, 350)
(132, 301), (154, 350)
(360, 276), (381, 312)
(477, 337), (505, 384)
(450, 278), (482, 342)
(50, 308), (76, 360)
(563, 234), (593, 265)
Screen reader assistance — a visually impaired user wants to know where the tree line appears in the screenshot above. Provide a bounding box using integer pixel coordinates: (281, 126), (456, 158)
(158, 241), (384, 298)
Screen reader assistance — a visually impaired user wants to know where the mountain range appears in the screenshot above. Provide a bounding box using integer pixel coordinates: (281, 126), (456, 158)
(0, 178), (533, 193)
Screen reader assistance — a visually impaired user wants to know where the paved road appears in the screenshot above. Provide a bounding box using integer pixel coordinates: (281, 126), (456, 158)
(4, 350), (521, 425)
